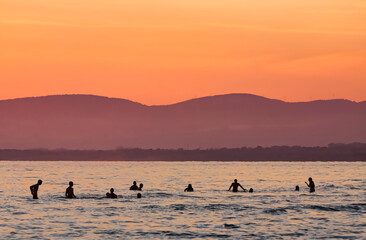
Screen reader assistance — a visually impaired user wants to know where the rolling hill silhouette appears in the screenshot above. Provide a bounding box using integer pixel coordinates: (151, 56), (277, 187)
(0, 94), (365, 149)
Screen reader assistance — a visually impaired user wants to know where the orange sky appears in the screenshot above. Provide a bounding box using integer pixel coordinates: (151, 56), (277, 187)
(1, 0), (365, 104)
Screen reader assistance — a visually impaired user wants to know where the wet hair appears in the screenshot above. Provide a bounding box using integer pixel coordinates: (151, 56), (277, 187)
(38, 179), (43, 185)
(69, 181), (73, 186)
(234, 179), (237, 183)
(133, 181), (137, 185)
(137, 193), (142, 198)
(188, 184), (192, 188)
(139, 183), (143, 187)
(110, 188), (114, 193)
(249, 188), (253, 193)
(309, 177), (313, 182)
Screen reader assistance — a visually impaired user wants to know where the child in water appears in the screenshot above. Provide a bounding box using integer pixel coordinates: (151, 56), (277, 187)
(65, 181), (76, 198)
(184, 184), (194, 192)
(106, 188), (117, 198)
(305, 177), (315, 192)
(30, 179), (43, 199)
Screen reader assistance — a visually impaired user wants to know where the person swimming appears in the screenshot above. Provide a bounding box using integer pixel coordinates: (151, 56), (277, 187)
(30, 179), (43, 199)
(65, 181), (76, 198)
(228, 179), (246, 192)
(137, 193), (142, 198)
(138, 183), (143, 191)
(130, 181), (138, 190)
(295, 185), (300, 191)
(249, 188), (253, 193)
(106, 188), (117, 198)
(184, 184), (194, 192)
(305, 177), (315, 193)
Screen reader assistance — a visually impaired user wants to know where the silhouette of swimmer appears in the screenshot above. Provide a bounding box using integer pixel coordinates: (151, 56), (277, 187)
(106, 188), (117, 198)
(65, 181), (76, 198)
(130, 181), (138, 190)
(305, 177), (315, 193)
(228, 179), (246, 192)
(30, 179), (42, 199)
(295, 185), (300, 191)
(138, 183), (143, 191)
(137, 193), (142, 198)
(249, 188), (253, 193)
(184, 184), (194, 192)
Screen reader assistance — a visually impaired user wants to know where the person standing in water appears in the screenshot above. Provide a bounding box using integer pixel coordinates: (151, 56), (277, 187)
(130, 181), (138, 190)
(228, 179), (246, 192)
(295, 185), (300, 191)
(184, 184), (194, 192)
(138, 183), (143, 191)
(65, 181), (76, 198)
(30, 179), (43, 199)
(106, 188), (117, 198)
(305, 177), (315, 193)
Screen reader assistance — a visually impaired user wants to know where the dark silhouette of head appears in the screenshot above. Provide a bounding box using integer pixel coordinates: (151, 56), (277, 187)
(295, 185), (300, 191)
(110, 188), (114, 193)
(308, 177), (313, 182)
(69, 181), (73, 187)
(234, 179), (237, 183)
(188, 184), (192, 188)
(139, 183), (143, 188)
(38, 179), (43, 185)
(249, 188), (253, 193)
(133, 181), (137, 185)
(137, 193), (142, 198)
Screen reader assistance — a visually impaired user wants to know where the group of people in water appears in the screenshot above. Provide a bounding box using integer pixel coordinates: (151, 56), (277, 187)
(30, 177), (315, 199)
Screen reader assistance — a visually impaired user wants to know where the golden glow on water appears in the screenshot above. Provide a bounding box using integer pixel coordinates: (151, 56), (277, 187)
(0, 161), (365, 238)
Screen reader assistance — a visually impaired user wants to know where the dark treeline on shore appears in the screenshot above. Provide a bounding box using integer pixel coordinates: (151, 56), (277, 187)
(1, 143), (366, 161)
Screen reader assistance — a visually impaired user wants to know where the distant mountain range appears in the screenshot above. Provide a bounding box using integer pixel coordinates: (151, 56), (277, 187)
(0, 94), (365, 149)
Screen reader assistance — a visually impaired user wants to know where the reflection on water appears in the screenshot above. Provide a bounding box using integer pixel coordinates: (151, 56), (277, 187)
(0, 161), (365, 239)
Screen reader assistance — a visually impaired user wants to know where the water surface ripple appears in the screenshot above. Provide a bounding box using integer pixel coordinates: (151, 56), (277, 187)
(0, 161), (365, 239)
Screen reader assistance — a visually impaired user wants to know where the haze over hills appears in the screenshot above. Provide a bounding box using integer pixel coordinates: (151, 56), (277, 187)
(0, 94), (365, 149)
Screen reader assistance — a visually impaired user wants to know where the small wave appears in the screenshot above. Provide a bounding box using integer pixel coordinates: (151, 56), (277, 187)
(263, 208), (287, 215)
(304, 203), (366, 212)
(149, 192), (174, 198)
(306, 205), (339, 211)
(224, 223), (240, 229)
(169, 204), (187, 211)
(12, 211), (27, 215)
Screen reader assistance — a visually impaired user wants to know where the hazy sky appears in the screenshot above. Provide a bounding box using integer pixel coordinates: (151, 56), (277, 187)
(1, 0), (365, 104)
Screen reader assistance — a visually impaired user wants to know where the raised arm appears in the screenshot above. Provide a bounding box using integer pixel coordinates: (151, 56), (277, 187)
(305, 181), (309, 187)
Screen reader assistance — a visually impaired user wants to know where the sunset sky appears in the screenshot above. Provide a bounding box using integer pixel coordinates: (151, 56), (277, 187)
(1, 0), (365, 105)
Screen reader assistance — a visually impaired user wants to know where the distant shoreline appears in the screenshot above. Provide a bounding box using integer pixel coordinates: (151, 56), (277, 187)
(1, 143), (365, 161)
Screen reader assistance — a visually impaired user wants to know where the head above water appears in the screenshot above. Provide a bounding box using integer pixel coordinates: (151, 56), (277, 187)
(38, 179), (43, 185)
(188, 184), (192, 188)
(234, 179), (237, 183)
(110, 188), (114, 193)
(133, 181), (137, 185)
(295, 185), (300, 191)
(308, 177), (313, 182)
(137, 193), (142, 198)
(69, 181), (73, 186)
(139, 183), (143, 187)
(249, 188), (253, 193)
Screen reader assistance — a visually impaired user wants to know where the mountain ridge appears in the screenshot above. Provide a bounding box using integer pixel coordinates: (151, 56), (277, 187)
(0, 93), (363, 106)
(0, 93), (365, 149)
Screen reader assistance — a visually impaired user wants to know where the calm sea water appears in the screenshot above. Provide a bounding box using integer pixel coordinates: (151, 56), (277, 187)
(0, 161), (365, 239)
